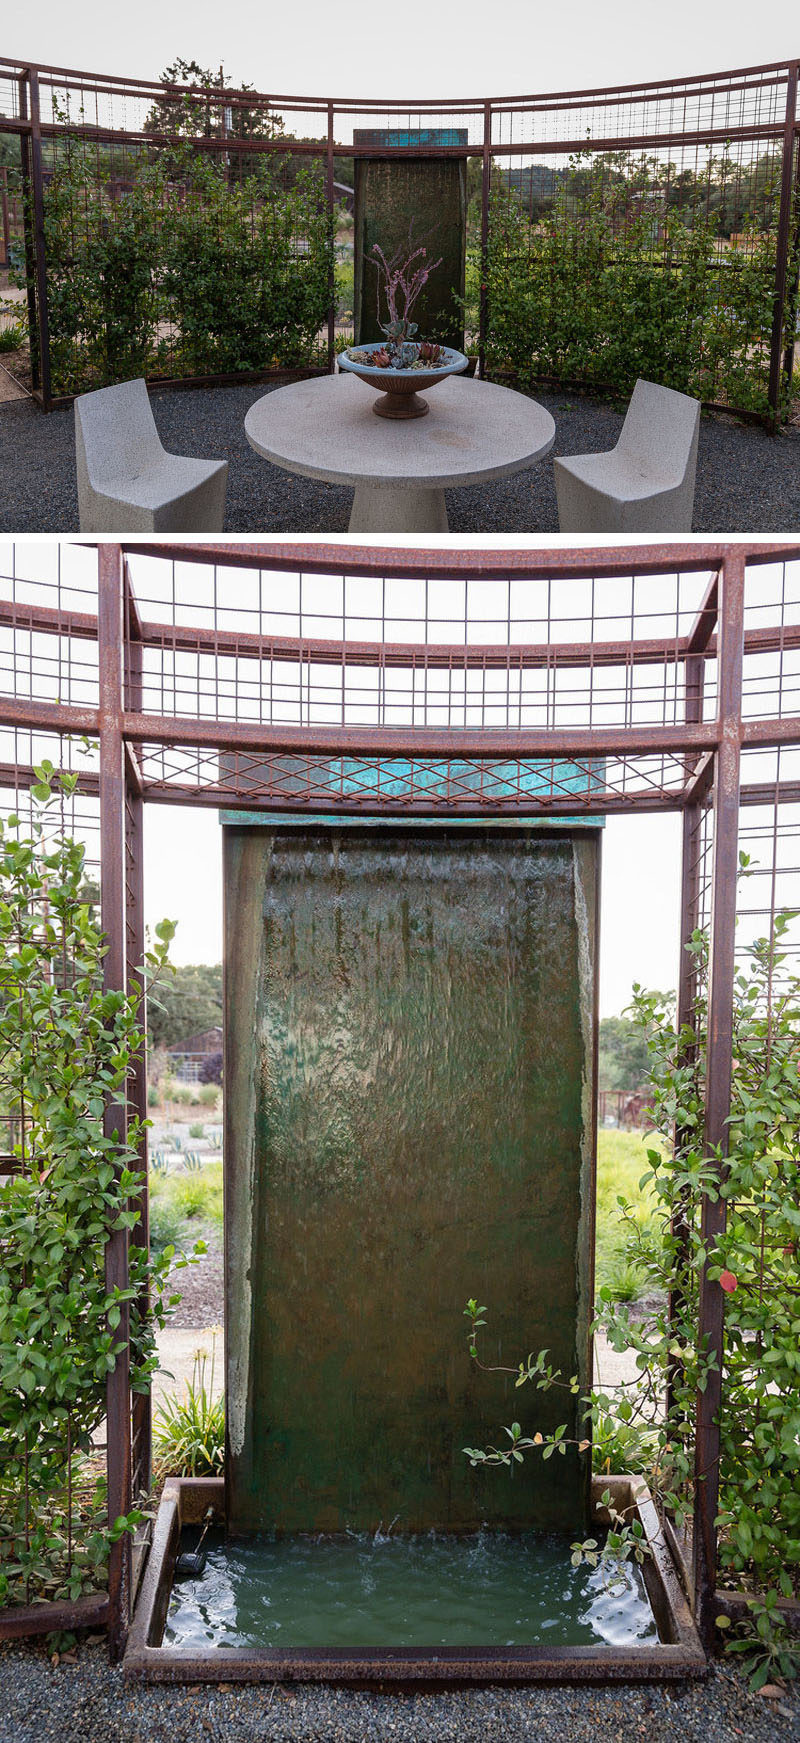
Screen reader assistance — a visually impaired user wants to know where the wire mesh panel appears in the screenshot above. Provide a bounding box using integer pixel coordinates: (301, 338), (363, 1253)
(1, 57), (796, 415)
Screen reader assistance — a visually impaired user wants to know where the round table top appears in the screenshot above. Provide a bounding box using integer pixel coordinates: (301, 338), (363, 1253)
(244, 373), (556, 491)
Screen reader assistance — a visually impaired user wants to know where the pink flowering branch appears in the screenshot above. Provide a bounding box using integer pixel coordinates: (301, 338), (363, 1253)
(370, 236), (443, 353)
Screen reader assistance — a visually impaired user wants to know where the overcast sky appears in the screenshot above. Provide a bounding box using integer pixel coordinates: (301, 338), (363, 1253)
(6, 0), (798, 104)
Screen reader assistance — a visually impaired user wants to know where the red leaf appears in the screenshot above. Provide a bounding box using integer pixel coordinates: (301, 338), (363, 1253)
(719, 1270), (738, 1292)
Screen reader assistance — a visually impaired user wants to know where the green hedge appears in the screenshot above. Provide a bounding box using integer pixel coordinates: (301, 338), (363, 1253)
(484, 154), (791, 419)
(35, 136), (333, 394)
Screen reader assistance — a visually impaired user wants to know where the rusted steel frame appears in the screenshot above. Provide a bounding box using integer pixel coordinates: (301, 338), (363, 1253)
(40, 363), (327, 411)
(740, 777), (800, 806)
(491, 67), (790, 115)
(16, 75), (39, 393)
(1, 167), (11, 269)
(124, 710), (717, 759)
(26, 69), (51, 410)
(0, 760), (99, 797)
(483, 125), (786, 155)
(0, 599), (98, 639)
(768, 62), (799, 421)
(692, 548), (746, 1649)
(129, 776), (800, 815)
(3, 593), (799, 671)
(115, 539), (800, 576)
(26, 118), (786, 159)
(138, 781), (681, 816)
(1, 759), (786, 811)
(668, 649), (707, 1424)
(326, 103), (335, 374)
(0, 1591), (109, 1641)
(743, 715), (800, 745)
(98, 543), (132, 1664)
(782, 134), (800, 408)
(478, 101), (491, 379)
(0, 697), (99, 733)
(128, 614), (800, 672)
(6, 48), (792, 105)
(686, 572), (719, 656)
(124, 568), (150, 1503)
(684, 751), (716, 809)
(0, 692), (101, 735)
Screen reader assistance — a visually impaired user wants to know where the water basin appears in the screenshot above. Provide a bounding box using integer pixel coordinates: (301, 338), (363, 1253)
(164, 1527), (659, 1652)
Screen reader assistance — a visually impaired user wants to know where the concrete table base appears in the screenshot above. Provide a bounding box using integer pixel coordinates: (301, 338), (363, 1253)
(244, 374), (556, 534)
(349, 482), (449, 532)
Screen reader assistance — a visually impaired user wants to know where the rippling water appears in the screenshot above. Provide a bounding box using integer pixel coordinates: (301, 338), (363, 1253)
(164, 1528), (659, 1650)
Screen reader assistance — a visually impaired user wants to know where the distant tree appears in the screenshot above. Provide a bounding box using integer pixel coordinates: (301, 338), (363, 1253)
(147, 961), (222, 1050)
(144, 59), (285, 158)
(199, 1050), (223, 1086)
(597, 1013), (652, 1093)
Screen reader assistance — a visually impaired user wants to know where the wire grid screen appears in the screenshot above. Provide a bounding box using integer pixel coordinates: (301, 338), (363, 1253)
(126, 553), (725, 814)
(3, 56), (796, 410)
(0, 735), (106, 1613)
(487, 65), (794, 413)
(37, 130), (331, 394)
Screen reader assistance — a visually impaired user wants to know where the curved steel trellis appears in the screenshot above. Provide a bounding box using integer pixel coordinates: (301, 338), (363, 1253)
(0, 56), (797, 418)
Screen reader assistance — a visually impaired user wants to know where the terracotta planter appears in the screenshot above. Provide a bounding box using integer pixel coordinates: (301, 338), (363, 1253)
(339, 344), (469, 419)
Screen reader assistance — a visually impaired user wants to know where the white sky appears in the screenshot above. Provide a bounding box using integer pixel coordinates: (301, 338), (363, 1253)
(5, 0), (798, 105)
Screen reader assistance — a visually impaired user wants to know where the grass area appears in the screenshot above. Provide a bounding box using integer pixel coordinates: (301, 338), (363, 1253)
(149, 1159), (223, 1251)
(595, 1127), (663, 1302)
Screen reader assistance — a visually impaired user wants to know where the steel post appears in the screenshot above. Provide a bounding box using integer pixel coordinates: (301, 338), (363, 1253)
(768, 61), (798, 422)
(326, 102), (336, 373)
(124, 567), (150, 1502)
(27, 68), (52, 409)
(692, 549), (746, 1647)
(98, 543), (132, 1663)
(478, 100), (491, 380)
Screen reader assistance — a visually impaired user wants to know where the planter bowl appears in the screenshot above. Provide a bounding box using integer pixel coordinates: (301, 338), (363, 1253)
(339, 344), (469, 419)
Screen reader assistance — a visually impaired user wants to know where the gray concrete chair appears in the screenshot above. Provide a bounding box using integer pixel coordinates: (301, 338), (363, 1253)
(553, 379), (700, 533)
(75, 378), (228, 532)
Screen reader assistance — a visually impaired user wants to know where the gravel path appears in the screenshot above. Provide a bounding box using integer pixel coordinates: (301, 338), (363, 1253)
(1, 1640), (798, 1742)
(1, 382), (798, 532)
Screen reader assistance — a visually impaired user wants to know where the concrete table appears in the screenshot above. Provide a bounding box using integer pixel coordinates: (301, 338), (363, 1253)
(244, 374), (556, 532)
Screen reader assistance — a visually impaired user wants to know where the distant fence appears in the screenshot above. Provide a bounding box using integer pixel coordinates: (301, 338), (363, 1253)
(0, 55), (797, 420)
(598, 1089), (654, 1129)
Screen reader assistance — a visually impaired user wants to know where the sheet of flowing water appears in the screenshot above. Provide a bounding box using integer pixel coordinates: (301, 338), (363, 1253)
(164, 1528), (659, 1650)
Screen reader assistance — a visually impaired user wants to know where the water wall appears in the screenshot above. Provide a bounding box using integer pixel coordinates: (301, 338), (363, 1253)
(224, 827), (599, 1536)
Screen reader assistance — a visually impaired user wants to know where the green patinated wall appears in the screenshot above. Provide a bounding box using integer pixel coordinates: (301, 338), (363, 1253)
(353, 160), (466, 351)
(224, 827), (598, 1536)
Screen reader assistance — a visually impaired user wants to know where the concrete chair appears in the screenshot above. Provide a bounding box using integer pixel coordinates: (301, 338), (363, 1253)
(553, 379), (700, 533)
(75, 378), (228, 532)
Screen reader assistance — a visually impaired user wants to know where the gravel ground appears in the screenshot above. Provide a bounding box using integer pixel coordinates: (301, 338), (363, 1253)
(1, 381), (798, 532)
(166, 1233), (224, 1330)
(1, 1640), (798, 1742)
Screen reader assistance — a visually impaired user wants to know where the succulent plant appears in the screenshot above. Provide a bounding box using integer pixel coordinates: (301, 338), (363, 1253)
(369, 230), (443, 367)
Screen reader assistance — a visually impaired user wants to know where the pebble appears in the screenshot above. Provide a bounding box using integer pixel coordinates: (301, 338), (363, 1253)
(1, 384), (798, 533)
(0, 1640), (799, 1743)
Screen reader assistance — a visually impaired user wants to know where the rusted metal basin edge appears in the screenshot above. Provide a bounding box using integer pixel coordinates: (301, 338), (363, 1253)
(124, 1474), (707, 1683)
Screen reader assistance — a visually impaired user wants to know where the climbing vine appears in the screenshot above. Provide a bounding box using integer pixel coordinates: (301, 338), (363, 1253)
(22, 124), (333, 394)
(0, 769), (181, 1608)
(484, 151), (789, 419)
(465, 888), (800, 1685)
